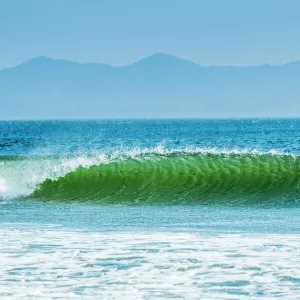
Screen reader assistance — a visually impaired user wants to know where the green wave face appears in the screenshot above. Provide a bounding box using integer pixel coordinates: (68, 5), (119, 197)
(31, 153), (300, 205)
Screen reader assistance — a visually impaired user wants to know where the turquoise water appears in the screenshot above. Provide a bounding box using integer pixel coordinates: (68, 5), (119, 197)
(1, 119), (300, 298)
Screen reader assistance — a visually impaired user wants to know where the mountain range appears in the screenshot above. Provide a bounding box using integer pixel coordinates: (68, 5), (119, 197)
(1, 53), (300, 119)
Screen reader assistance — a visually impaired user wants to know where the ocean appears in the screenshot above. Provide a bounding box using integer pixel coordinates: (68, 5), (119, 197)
(0, 119), (300, 299)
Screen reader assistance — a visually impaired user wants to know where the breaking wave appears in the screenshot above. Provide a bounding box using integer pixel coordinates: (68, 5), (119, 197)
(0, 147), (299, 205)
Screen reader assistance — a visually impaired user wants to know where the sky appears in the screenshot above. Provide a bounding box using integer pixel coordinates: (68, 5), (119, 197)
(1, 0), (300, 69)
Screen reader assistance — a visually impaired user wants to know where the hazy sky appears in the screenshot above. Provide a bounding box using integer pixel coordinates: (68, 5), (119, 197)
(1, 0), (300, 68)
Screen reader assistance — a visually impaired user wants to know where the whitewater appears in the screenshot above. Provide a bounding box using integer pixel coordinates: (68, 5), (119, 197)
(1, 119), (300, 299)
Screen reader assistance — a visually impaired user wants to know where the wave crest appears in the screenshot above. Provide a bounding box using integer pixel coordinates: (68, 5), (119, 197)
(30, 152), (300, 205)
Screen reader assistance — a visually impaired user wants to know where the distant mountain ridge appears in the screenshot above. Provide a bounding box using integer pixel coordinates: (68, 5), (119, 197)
(1, 54), (300, 119)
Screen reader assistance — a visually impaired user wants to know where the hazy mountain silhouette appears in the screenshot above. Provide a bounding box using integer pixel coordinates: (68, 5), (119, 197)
(1, 53), (300, 119)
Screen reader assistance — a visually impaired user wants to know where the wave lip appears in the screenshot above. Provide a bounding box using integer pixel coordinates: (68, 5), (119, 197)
(30, 152), (300, 205)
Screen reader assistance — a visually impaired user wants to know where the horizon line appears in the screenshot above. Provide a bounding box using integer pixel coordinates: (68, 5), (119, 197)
(1, 117), (300, 122)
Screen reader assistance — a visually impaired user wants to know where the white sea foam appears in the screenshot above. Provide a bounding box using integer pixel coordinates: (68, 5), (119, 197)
(1, 228), (300, 299)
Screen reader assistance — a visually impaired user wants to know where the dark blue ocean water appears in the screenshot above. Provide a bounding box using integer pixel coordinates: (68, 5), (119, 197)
(1, 119), (300, 156)
(1, 119), (300, 299)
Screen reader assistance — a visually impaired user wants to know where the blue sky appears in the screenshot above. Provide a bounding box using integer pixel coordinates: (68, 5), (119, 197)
(1, 0), (300, 68)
